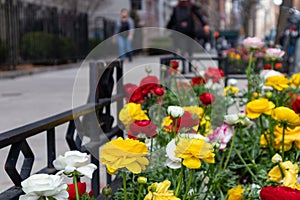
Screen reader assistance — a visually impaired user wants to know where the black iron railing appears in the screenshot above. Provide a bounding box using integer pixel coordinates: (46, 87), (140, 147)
(0, 60), (124, 199)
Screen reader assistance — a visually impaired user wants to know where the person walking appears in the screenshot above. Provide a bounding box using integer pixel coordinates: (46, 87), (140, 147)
(114, 8), (135, 62)
(167, 0), (210, 57)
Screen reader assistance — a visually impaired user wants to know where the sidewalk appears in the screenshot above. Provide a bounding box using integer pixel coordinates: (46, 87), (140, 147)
(0, 62), (82, 79)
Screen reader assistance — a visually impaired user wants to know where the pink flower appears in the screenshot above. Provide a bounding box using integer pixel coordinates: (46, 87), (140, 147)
(243, 37), (265, 49)
(266, 48), (285, 59)
(208, 123), (233, 150)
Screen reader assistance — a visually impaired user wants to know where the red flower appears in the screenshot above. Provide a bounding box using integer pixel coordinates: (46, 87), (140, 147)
(123, 83), (138, 98)
(140, 75), (159, 94)
(260, 186), (300, 200)
(128, 120), (158, 138)
(170, 60), (179, 69)
(129, 88), (145, 103)
(191, 76), (206, 86)
(264, 64), (272, 70)
(275, 62), (282, 69)
(292, 98), (300, 114)
(174, 111), (199, 130)
(68, 182), (86, 200)
(154, 86), (165, 96)
(199, 92), (215, 106)
(204, 67), (224, 83)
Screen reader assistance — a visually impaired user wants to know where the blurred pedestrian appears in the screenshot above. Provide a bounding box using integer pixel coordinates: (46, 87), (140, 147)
(114, 8), (135, 62)
(167, 0), (210, 57)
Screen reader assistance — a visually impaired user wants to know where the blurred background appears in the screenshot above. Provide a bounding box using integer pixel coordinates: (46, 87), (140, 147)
(0, 0), (299, 69)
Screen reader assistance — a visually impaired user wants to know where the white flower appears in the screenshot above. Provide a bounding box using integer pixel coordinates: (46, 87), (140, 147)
(260, 69), (282, 80)
(53, 150), (97, 179)
(266, 48), (285, 59)
(19, 174), (68, 200)
(224, 113), (252, 127)
(242, 37), (265, 49)
(228, 79), (237, 86)
(165, 134), (208, 169)
(167, 106), (184, 118)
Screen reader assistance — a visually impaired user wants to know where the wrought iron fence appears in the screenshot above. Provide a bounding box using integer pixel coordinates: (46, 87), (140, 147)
(0, 60), (124, 199)
(0, 0), (88, 69)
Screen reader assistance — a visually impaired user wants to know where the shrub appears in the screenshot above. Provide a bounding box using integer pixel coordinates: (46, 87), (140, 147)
(0, 39), (7, 64)
(21, 32), (77, 64)
(88, 38), (103, 52)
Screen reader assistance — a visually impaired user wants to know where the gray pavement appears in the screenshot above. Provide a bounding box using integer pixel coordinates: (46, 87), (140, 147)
(0, 53), (247, 192)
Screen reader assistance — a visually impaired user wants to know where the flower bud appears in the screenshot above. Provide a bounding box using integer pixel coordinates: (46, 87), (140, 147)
(102, 185), (112, 196)
(161, 65), (167, 72)
(265, 91), (272, 99)
(137, 176), (147, 184)
(271, 153), (282, 163)
(154, 87), (164, 96)
(145, 66), (152, 74)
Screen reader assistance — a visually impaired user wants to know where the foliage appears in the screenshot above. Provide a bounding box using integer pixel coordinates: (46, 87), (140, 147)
(21, 32), (78, 64)
(0, 38), (7, 64)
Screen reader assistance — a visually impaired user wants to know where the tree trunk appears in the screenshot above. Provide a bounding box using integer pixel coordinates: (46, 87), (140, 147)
(275, 0), (294, 44)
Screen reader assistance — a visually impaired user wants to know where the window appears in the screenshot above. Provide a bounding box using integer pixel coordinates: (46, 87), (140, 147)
(130, 0), (142, 10)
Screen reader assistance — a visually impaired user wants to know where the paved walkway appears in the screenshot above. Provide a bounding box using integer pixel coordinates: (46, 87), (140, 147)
(0, 53), (247, 193)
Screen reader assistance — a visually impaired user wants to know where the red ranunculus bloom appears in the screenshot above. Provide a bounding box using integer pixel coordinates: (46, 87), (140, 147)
(68, 182), (87, 200)
(191, 76), (206, 86)
(264, 64), (272, 70)
(260, 186), (300, 200)
(275, 62), (282, 69)
(204, 67), (224, 83)
(167, 67), (179, 75)
(129, 88), (145, 103)
(173, 111), (199, 130)
(292, 98), (300, 114)
(123, 83), (138, 99)
(154, 86), (165, 96)
(170, 60), (179, 69)
(128, 120), (158, 139)
(140, 75), (159, 94)
(199, 92), (215, 106)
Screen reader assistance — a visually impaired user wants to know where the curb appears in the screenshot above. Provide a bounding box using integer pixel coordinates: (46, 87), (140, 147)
(0, 62), (81, 79)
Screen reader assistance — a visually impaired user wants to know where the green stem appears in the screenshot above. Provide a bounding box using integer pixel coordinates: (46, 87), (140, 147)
(183, 170), (194, 200)
(122, 171), (128, 200)
(260, 115), (274, 155)
(247, 51), (254, 102)
(175, 163), (184, 197)
(223, 126), (237, 170)
(281, 123), (287, 161)
(137, 184), (143, 200)
(73, 176), (80, 200)
(235, 148), (257, 182)
(238, 130), (258, 171)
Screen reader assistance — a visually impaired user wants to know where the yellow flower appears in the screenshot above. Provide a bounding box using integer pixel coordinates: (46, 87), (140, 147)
(183, 106), (204, 119)
(174, 138), (215, 169)
(223, 86), (239, 96)
(245, 98), (275, 119)
(272, 125), (300, 151)
(100, 137), (149, 174)
(271, 107), (300, 127)
(290, 72), (300, 87)
(119, 103), (149, 129)
(144, 180), (180, 200)
(265, 75), (290, 91)
(268, 160), (299, 189)
(227, 185), (244, 200)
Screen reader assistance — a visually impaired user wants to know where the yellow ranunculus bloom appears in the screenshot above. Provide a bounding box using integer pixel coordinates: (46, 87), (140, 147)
(119, 103), (149, 129)
(272, 125), (300, 151)
(100, 137), (149, 174)
(144, 180), (180, 200)
(227, 185), (244, 200)
(271, 107), (300, 127)
(265, 75), (290, 91)
(268, 160), (299, 189)
(174, 138), (215, 169)
(183, 106), (204, 119)
(223, 86), (239, 96)
(245, 98), (275, 119)
(290, 72), (300, 87)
